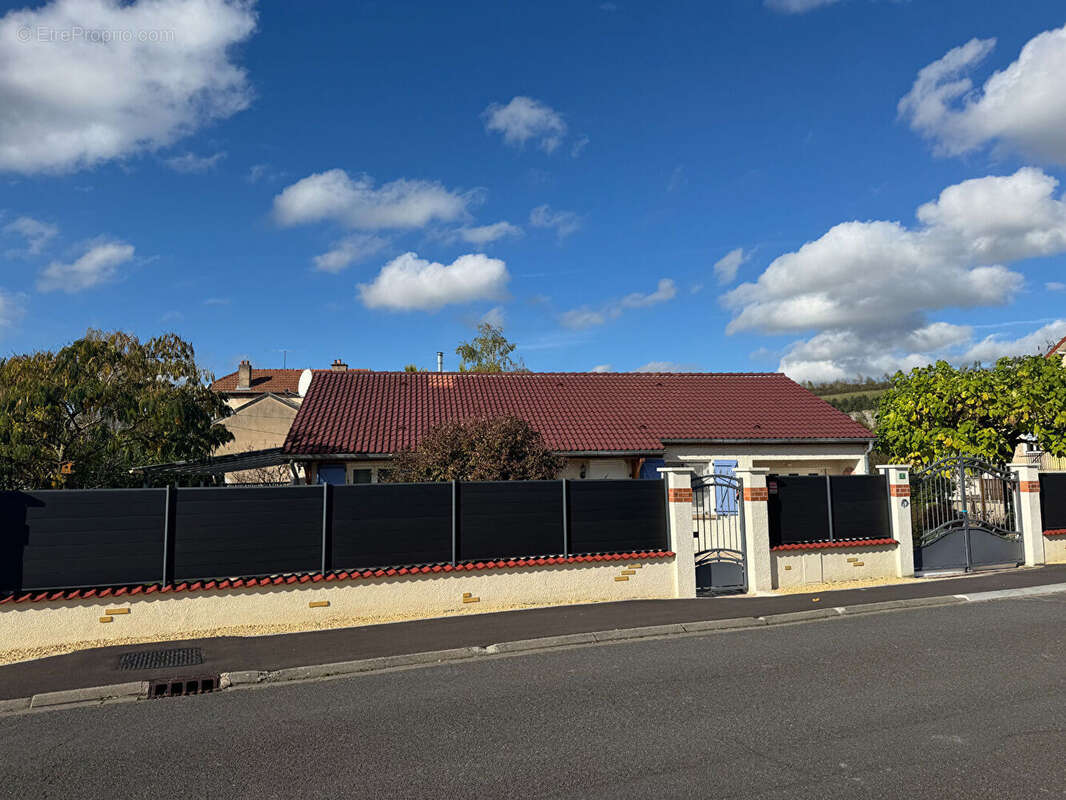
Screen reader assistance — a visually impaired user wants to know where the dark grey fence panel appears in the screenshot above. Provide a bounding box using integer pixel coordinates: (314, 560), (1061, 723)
(829, 475), (890, 540)
(172, 486), (322, 580)
(0, 489), (166, 591)
(332, 483), (452, 569)
(1041, 474), (1066, 530)
(568, 480), (668, 554)
(459, 481), (564, 561)
(913, 530), (968, 572)
(768, 476), (830, 545)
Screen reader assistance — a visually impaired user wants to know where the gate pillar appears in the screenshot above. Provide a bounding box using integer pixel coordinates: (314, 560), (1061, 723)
(877, 465), (915, 577)
(659, 464), (697, 598)
(736, 467), (771, 594)
(1011, 461), (1045, 567)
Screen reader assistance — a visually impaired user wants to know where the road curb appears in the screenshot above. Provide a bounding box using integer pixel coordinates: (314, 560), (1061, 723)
(6, 582), (1066, 714)
(29, 681), (147, 709)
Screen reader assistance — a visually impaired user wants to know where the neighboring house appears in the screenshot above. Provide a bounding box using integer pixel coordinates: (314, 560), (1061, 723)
(209, 359), (351, 482)
(1049, 335), (1066, 359)
(282, 371), (876, 484)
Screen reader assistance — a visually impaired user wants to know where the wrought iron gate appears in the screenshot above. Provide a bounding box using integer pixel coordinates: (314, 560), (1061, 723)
(910, 456), (1023, 572)
(691, 472), (746, 593)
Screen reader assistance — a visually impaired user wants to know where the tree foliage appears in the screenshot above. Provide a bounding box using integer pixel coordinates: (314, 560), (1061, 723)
(0, 330), (233, 489)
(876, 355), (1066, 467)
(455, 323), (526, 373)
(388, 416), (563, 482)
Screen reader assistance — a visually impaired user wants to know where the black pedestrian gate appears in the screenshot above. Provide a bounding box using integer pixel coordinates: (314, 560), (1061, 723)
(691, 472), (746, 594)
(910, 456), (1023, 572)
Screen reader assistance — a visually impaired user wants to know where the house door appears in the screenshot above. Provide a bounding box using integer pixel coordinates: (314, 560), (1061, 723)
(316, 464), (347, 485)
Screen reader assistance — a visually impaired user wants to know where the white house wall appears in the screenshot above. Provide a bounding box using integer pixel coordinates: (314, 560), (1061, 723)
(663, 442), (869, 476)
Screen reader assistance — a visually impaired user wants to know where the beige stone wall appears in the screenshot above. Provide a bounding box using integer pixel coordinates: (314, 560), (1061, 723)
(1044, 536), (1066, 563)
(770, 543), (898, 589)
(0, 557), (676, 652)
(217, 396), (298, 456)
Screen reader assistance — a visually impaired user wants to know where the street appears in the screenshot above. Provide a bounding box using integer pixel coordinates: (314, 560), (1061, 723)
(3, 596), (1066, 799)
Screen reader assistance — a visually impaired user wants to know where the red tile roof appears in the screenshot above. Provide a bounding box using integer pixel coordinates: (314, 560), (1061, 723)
(211, 368), (304, 395)
(1048, 335), (1066, 357)
(283, 371), (874, 456)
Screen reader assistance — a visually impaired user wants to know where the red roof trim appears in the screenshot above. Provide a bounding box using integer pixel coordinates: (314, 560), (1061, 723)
(1048, 336), (1066, 358)
(0, 551), (673, 606)
(771, 538), (897, 551)
(1043, 529), (1066, 537)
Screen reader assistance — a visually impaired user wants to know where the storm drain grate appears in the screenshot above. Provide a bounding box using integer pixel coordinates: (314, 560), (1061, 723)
(148, 675), (219, 698)
(119, 647), (204, 671)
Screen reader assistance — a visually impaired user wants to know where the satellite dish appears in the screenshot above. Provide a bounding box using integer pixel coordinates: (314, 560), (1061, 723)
(298, 368), (313, 398)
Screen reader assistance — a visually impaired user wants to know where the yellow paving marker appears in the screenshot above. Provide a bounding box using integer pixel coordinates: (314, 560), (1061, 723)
(462, 592), (473, 599)
(308, 600), (330, 608)
(853, 561), (865, 567)
(99, 616), (113, 623)
(105, 608), (130, 615)
(462, 596), (480, 604)
(614, 576), (629, 582)
(621, 569), (636, 575)
(629, 564), (643, 569)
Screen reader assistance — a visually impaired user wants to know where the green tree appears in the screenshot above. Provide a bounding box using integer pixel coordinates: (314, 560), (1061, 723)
(455, 323), (526, 373)
(0, 330), (233, 489)
(388, 416), (563, 482)
(875, 355), (1066, 467)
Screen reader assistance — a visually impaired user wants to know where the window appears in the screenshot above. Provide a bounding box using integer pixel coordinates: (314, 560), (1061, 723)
(352, 468), (372, 484)
(316, 464), (346, 485)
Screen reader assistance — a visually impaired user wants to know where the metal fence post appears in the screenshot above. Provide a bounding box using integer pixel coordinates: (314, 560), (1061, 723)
(451, 480), (459, 566)
(561, 478), (569, 557)
(321, 481), (332, 574)
(161, 483), (175, 586)
(824, 475), (835, 543)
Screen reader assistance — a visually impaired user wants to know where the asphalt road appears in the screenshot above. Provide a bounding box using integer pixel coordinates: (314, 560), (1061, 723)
(4, 596), (1066, 799)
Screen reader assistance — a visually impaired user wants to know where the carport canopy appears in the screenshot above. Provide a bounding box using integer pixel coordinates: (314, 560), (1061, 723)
(131, 447), (294, 479)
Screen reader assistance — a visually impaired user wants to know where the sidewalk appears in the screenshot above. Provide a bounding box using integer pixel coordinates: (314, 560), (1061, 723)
(3, 564), (1066, 702)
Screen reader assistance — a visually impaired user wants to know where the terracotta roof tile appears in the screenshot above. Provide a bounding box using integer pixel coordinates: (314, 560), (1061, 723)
(283, 371), (874, 456)
(211, 368), (304, 395)
(1048, 335), (1066, 357)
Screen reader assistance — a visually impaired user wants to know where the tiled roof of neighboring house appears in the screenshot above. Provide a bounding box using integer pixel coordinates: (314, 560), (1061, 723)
(283, 371), (875, 456)
(1048, 335), (1066, 357)
(211, 368), (304, 395)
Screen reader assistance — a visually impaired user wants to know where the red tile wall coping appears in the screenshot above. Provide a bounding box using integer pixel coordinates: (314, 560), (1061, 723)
(771, 538), (897, 552)
(1044, 529), (1066, 537)
(0, 551), (674, 606)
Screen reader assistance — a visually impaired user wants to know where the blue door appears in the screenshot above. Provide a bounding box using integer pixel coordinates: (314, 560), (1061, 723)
(713, 460), (738, 515)
(639, 458), (666, 480)
(316, 464), (346, 485)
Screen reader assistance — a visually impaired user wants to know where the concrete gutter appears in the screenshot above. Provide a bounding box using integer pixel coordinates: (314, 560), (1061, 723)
(4, 583), (1064, 716)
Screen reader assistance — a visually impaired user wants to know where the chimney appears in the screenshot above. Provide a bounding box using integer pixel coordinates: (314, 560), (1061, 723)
(237, 359), (251, 390)
(331, 359), (348, 372)
(436, 351), (444, 373)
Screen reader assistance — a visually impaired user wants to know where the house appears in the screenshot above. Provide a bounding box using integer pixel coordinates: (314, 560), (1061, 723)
(210, 359), (307, 409)
(1049, 335), (1066, 359)
(282, 370), (876, 484)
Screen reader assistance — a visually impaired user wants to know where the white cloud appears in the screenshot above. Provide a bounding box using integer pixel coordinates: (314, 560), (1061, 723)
(358, 252), (510, 311)
(312, 234), (387, 273)
(483, 96), (567, 154)
(570, 135), (590, 158)
(479, 306), (506, 328)
(961, 320), (1066, 363)
(458, 221), (522, 246)
(590, 363), (613, 372)
(725, 168), (1066, 380)
(713, 247), (749, 285)
(274, 170), (477, 231)
(764, 0), (841, 13)
(561, 278), (677, 329)
(0, 289), (26, 334)
(1048, 282), (1066, 292)
(899, 25), (1066, 165)
(529, 204), (581, 239)
(0, 0), (256, 174)
(2, 216), (58, 255)
(633, 361), (697, 373)
(164, 151), (226, 173)
(37, 240), (135, 292)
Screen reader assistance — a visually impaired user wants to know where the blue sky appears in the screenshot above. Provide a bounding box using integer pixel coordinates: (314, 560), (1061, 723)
(1, 0), (1065, 382)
